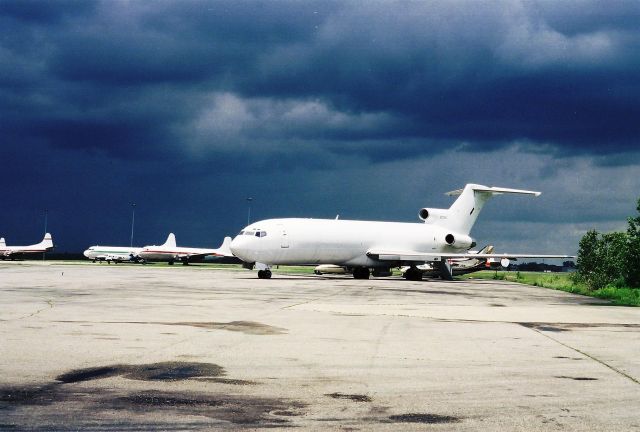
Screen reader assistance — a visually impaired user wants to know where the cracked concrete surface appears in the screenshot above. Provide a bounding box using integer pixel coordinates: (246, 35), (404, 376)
(1, 262), (639, 430)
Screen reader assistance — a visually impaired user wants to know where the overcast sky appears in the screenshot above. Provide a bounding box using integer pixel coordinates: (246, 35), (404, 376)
(1, 0), (639, 256)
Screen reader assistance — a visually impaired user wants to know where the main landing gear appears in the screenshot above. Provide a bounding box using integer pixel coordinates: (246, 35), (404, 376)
(352, 267), (370, 279)
(403, 266), (423, 281)
(257, 269), (272, 279)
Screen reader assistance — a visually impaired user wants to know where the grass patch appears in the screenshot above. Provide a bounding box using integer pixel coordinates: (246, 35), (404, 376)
(463, 271), (640, 306)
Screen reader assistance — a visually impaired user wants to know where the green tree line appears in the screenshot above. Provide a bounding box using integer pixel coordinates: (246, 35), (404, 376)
(575, 198), (640, 290)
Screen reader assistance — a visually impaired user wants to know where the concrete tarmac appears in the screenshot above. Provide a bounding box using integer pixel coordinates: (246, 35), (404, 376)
(1, 262), (639, 431)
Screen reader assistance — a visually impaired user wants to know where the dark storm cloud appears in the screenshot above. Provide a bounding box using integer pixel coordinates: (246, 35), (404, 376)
(1, 0), (639, 252)
(2, 0), (639, 166)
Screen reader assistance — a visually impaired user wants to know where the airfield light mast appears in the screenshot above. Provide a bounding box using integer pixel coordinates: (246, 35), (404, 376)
(130, 203), (136, 247)
(246, 197), (253, 226)
(43, 209), (48, 261)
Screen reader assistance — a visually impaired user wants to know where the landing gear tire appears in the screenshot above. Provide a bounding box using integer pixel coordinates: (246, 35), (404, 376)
(352, 267), (370, 280)
(168, 261), (174, 265)
(404, 267), (423, 281)
(258, 270), (272, 279)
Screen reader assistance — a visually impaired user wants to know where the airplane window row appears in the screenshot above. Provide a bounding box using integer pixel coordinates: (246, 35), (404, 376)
(238, 230), (267, 237)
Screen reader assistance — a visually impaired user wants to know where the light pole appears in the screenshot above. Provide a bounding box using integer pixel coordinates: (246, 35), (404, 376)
(43, 209), (48, 261)
(130, 203), (136, 247)
(246, 197), (253, 226)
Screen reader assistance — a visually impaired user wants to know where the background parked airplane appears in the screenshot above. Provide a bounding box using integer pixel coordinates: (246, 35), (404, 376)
(400, 245), (499, 278)
(230, 184), (573, 280)
(83, 245), (143, 263)
(1, 233), (54, 259)
(138, 233), (233, 265)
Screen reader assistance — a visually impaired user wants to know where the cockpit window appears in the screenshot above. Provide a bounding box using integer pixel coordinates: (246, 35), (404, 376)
(255, 231), (267, 237)
(238, 231), (245, 235)
(245, 231), (255, 236)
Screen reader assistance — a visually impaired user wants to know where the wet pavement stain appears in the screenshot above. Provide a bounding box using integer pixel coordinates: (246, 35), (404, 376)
(325, 392), (372, 403)
(520, 323), (570, 332)
(114, 391), (306, 425)
(522, 322), (640, 332)
(0, 385), (306, 428)
(167, 321), (288, 335)
(56, 366), (120, 383)
(195, 378), (258, 385)
(55, 320), (288, 335)
(387, 413), (461, 424)
(1, 363), (305, 429)
(555, 376), (598, 381)
(56, 362), (225, 383)
(0, 384), (62, 406)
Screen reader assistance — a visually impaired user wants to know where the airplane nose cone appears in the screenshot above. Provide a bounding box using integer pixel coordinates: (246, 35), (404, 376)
(230, 237), (250, 261)
(83, 250), (90, 258)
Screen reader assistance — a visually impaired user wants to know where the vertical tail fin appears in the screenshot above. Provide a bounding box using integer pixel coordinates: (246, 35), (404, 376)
(217, 236), (233, 256)
(424, 184), (541, 235)
(40, 233), (54, 249)
(0, 238), (5, 248)
(162, 233), (176, 248)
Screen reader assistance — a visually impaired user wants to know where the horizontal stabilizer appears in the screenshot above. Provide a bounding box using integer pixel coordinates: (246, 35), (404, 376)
(446, 185), (541, 197)
(428, 184), (542, 235)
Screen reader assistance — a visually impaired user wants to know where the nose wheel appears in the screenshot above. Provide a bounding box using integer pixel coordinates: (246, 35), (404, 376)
(257, 270), (272, 279)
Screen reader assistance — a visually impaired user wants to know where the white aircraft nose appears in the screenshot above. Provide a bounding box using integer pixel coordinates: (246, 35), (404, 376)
(83, 250), (91, 258)
(230, 237), (251, 262)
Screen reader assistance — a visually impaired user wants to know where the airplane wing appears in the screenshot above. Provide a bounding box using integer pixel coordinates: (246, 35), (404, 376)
(367, 248), (574, 280)
(367, 249), (574, 262)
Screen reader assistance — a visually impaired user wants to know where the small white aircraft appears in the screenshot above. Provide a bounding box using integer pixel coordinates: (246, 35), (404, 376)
(83, 245), (143, 263)
(1, 233), (54, 259)
(230, 184), (573, 280)
(400, 245), (500, 278)
(138, 233), (234, 265)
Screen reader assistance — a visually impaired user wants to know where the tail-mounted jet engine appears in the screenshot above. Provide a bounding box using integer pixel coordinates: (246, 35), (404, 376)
(418, 208), (448, 222)
(442, 233), (474, 249)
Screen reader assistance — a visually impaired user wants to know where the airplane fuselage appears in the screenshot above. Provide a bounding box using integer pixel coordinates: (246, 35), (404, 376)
(138, 247), (221, 262)
(83, 246), (143, 262)
(230, 218), (467, 267)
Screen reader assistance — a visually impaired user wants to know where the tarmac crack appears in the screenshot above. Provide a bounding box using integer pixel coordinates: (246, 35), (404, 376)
(522, 325), (640, 386)
(14, 298), (54, 321)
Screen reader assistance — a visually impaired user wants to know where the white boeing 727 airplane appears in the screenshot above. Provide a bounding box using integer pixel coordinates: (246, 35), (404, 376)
(1, 233), (54, 259)
(230, 184), (573, 280)
(138, 233), (234, 265)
